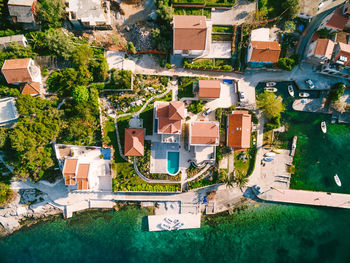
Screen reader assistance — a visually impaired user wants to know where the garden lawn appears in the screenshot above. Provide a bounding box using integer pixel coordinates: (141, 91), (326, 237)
(212, 34), (232, 41)
(212, 25), (233, 33)
(178, 77), (196, 99)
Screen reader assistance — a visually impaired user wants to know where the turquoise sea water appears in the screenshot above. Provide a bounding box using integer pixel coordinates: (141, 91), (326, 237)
(257, 82), (350, 194)
(0, 204), (350, 263)
(167, 151), (180, 174)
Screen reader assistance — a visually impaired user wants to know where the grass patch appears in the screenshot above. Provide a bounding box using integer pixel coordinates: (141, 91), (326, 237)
(178, 77), (196, 99)
(212, 34), (232, 41)
(215, 59), (232, 67)
(140, 108), (153, 136)
(212, 25), (233, 33)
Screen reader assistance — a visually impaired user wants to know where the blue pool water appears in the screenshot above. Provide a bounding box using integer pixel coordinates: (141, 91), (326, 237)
(167, 151), (179, 175)
(100, 148), (111, 160)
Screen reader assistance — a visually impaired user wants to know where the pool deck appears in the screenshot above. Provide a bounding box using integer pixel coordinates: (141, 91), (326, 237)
(148, 213), (201, 232)
(259, 188), (350, 209)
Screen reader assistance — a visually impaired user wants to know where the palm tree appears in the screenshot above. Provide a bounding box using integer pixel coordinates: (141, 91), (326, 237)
(221, 169), (234, 189)
(234, 171), (248, 190)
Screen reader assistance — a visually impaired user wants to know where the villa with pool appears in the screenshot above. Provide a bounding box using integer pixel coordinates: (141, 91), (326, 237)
(149, 100), (220, 176)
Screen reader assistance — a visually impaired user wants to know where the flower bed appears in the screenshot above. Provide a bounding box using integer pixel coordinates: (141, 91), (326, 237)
(184, 59), (233, 71)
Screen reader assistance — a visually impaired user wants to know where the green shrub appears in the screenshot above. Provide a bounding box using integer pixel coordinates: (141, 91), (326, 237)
(128, 42), (137, 54)
(165, 63), (171, 69)
(327, 82), (345, 105)
(265, 115), (281, 130)
(109, 69), (132, 89)
(0, 183), (13, 207)
(188, 100), (204, 114)
(277, 57), (296, 71)
(72, 86), (89, 104)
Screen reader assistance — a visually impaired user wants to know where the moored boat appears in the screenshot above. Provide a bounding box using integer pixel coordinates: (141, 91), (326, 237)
(272, 149), (282, 154)
(266, 82), (276, 87)
(321, 121), (327, 133)
(288, 85), (294, 97)
(264, 152), (276, 157)
(264, 87), (278, 92)
(334, 174), (341, 187)
(299, 92), (310, 98)
(264, 157), (274, 162)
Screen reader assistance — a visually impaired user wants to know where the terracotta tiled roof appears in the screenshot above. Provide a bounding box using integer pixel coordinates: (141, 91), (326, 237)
(63, 158), (78, 176)
(124, 128), (145, 156)
(333, 42), (350, 66)
(76, 164), (89, 190)
(325, 8), (348, 31)
(190, 121), (219, 145)
(311, 32), (319, 42)
(156, 102), (185, 134)
(169, 101), (185, 120)
(173, 15), (207, 51)
(249, 41), (281, 63)
(335, 31), (349, 44)
(314, 39), (334, 59)
(1, 58), (32, 83)
(20, 82), (40, 95)
(227, 111), (252, 150)
(198, 79), (221, 98)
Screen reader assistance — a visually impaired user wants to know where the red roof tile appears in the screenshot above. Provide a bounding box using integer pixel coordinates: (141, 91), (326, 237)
(249, 41), (281, 63)
(314, 39), (334, 59)
(20, 82), (40, 95)
(325, 8), (348, 31)
(1, 58), (32, 83)
(156, 102), (185, 134)
(76, 164), (89, 190)
(334, 42), (350, 66)
(198, 79), (221, 98)
(190, 121), (219, 145)
(227, 111), (251, 150)
(173, 15), (207, 51)
(63, 159), (78, 176)
(124, 128), (145, 156)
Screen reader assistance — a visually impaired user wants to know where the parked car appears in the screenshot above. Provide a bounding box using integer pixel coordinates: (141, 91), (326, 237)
(238, 91), (246, 102)
(203, 108), (213, 116)
(305, 79), (315, 89)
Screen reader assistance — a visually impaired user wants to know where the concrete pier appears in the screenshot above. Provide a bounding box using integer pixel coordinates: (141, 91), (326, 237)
(259, 188), (350, 209)
(148, 213), (201, 231)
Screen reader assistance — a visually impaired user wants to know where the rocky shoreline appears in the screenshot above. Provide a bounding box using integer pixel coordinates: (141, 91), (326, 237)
(0, 189), (62, 237)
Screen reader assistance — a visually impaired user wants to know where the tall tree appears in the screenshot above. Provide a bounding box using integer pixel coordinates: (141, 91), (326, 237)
(36, 0), (66, 29)
(257, 91), (285, 120)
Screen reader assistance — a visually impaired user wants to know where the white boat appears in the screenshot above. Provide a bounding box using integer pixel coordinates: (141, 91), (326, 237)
(264, 157), (274, 162)
(264, 152), (276, 157)
(264, 87), (278, 92)
(321, 121), (327, 133)
(161, 222), (172, 231)
(164, 217), (173, 224)
(334, 174), (341, 187)
(288, 85), (294, 97)
(299, 92), (310, 98)
(266, 82), (276, 87)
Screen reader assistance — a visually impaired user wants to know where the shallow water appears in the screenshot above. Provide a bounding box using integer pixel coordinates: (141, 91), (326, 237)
(0, 204), (350, 263)
(257, 82), (350, 193)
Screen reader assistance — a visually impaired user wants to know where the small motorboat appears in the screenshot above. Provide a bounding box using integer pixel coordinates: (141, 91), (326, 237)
(264, 152), (276, 157)
(161, 223), (172, 231)
(288, 85), (294, 97)
(321, 121), (327, 133)
(264, 157), (274, 162)
(266, 82), (276, 87)
(264, 87), (278, 92)
(272, 149), (282, 154)
(299, 92), (310, 98)
(334, 174), (341, 187)
(164, 217), (173, 224)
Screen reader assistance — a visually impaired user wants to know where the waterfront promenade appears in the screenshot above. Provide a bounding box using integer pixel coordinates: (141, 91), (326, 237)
(259, 188), (350, 209)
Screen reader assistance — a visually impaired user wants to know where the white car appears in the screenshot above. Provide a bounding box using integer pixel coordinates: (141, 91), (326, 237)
(238, 91), (246, 102)
(203, 108), (213, 116)
(305, 79), (315, 89)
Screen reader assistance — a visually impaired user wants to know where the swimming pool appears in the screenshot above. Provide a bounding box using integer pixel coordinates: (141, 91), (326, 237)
(167, 151), (179, 175)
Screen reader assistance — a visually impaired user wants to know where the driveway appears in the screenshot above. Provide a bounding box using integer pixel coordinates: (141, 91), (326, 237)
(211, 0), (255, 25)
(205, 81), (236, 110)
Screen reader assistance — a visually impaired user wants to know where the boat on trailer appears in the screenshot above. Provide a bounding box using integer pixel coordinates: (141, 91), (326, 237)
(321, 121), (327, 133)
(334, 174), (341, 187)
(266, 82), (276, 87)
(264, 87), (278, 92)
(299, 92), (310, 98)
(288, 85), (294, 97)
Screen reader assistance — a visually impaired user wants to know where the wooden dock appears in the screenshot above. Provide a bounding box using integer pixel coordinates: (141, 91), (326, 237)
(259, 188), (350, 209)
